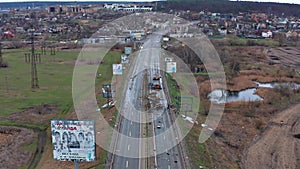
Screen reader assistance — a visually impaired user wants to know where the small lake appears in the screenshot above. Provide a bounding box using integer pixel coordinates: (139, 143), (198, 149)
(208, 81), (300, 104)
(208, 88), (263, 104)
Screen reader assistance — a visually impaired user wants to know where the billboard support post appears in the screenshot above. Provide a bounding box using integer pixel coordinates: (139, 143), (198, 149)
(75, 160), (79, 169)
(115, 75), (117, 97)
(112, 64), (122, 98)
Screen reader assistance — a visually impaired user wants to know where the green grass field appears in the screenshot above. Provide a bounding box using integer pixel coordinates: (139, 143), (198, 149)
(0, 49), (121, 117)
(0, 48), (122, 169)
(0, 49), (78, 116)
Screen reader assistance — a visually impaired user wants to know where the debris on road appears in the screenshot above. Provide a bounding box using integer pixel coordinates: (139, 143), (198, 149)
(101, 101), (117, 108)
(182, 115), (195, 124)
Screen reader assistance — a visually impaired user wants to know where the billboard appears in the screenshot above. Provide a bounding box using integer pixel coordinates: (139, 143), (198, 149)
(165, 57), (173, 62)
(51, 120), (96, 162)
(102, 84), (112, 98)
(121, 54), (129, 64)
(163, 37), (169, 42)
(166, 62), (177, 73)
(113, 64), (123, 75)
(124, 47), (132, 55)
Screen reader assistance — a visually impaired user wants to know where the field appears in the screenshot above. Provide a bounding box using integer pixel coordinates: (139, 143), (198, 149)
(265, 47), (300, 71)
(0, 48), (121, 169)
(185, 45), (300, 169)
(244, 103), (300, 169)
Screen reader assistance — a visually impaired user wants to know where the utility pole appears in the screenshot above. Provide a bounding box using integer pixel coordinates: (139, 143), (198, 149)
(30, 30), (39, 89)
(41, 41), (46, 55)
(50, 46), (56, 55)
(5, 75), (8, 93)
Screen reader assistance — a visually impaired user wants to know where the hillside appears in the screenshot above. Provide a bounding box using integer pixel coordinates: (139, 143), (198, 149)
(158, 0), (300, 16)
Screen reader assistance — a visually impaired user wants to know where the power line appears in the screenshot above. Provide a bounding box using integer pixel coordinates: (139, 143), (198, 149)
(30, 30), (39, 89)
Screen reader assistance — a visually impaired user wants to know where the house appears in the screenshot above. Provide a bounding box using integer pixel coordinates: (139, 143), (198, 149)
(218, 26), (227, 35)
(262, 30), (272, 38)
(3, 30), (15, 38)
(286, 31), (298, 39)
(15, 27), (25, 33)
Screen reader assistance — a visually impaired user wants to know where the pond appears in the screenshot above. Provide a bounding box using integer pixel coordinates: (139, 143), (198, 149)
(208, 88), (263, 104)
(208, 81), (300, 104)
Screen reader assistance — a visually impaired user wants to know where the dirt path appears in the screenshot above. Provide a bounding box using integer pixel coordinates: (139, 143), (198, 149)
(243, 103), (300, 169)
(28, 129), (47, 169)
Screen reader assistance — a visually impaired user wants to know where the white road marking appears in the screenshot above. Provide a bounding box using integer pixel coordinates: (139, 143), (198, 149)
(168, 165), (170, 169)
(131, 121), (133, 125)
(128, 144), (130, 151)
(126, 161), (129, 168)
(129, 131), (132, 137)
(164, 135), (166, 140)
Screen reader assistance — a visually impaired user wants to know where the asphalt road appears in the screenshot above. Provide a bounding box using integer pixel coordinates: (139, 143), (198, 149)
(113, 46), (144, 169)
(145, 35), (182, 169)
(112, 33), (183, 169)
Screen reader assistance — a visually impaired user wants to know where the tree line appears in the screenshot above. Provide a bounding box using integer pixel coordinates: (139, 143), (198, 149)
(158, 0), (300, 17)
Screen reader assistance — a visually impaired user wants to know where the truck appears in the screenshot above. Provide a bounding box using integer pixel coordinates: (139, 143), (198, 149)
(153, 75), (161, 81)
(152, 75), (162, 90)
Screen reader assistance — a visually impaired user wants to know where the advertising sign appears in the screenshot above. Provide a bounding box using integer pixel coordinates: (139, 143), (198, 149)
(166, 62), (177, 73)
(125, 47), (132, 55)
(121, 54), (129, 64)
(51, 120), (96, 162)
(164, 57), (173, 62)
(102, 84), (112, 98)
(113, 64), (123, 75)
(163, 37), (169, 41)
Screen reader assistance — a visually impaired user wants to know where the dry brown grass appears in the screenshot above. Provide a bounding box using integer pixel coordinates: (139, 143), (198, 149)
(190, 45), (300, 168)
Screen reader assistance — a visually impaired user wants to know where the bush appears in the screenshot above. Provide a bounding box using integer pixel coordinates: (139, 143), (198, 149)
(0, 61), (8, 68)
(274, 84), (292, 97)
(255, 119), (264, 130)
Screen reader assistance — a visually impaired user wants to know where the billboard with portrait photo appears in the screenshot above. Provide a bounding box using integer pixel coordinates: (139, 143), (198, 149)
(51, 120), (96, 162)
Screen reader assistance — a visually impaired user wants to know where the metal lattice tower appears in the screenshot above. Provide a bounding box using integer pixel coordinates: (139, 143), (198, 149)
(31, 31), (39, 89)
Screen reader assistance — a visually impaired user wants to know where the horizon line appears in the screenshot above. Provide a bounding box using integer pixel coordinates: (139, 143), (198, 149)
(0, 0), (299, 5)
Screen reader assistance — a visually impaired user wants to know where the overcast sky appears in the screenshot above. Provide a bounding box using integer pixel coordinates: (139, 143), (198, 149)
(0, 0), (299, 5)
